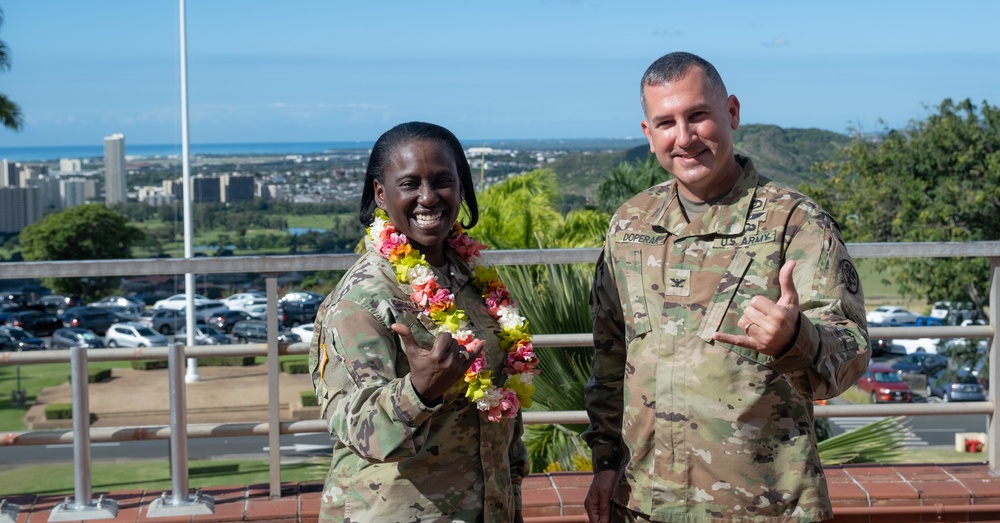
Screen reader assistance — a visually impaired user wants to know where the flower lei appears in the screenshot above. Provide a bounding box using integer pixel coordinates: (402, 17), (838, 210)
(368, 209), (539, 422)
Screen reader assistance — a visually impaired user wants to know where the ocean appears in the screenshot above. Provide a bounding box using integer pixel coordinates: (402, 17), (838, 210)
(0, 137), (643, 163)
(0, 141), (376, 162)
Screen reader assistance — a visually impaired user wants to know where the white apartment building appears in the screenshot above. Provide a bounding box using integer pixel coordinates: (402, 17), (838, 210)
(104, 133), (127, 205)
(0, 159), (18, 187)
(59, 158), (83, 173)
(60, 178), (96, 208)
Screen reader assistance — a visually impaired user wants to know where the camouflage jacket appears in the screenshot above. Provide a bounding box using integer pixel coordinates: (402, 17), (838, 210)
(583, 156), (870, 522)
(308, 248), (528, 523)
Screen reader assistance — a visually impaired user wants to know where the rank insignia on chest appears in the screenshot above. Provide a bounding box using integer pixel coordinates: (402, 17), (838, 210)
(665, 268), (691, 296)
(616, 232), (668, 245)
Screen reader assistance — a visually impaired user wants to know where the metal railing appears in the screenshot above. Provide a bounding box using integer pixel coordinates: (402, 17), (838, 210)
(0, 242), (997, 506)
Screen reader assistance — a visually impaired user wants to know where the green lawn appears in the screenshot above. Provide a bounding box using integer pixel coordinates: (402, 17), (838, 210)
(0, 458), (328, 497)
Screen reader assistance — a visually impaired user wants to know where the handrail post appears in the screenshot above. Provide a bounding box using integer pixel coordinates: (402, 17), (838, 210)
(0, 499), (20, 523)
(266, 273), (282, 498)
(988, 257), (999, 476)
(48, 346), (118, 521)
(146, 342), (215, 516)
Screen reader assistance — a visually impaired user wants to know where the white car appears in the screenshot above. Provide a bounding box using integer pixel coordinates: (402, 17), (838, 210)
(152, 293), (210, 310)
(866, 305), (918, 325)
(291, 322), (315, 344)
(105, 322), (170, 348)
(222, 292), (266, 311)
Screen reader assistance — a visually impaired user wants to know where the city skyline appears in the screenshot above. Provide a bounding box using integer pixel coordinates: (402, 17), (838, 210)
(1, 1), (998, 148)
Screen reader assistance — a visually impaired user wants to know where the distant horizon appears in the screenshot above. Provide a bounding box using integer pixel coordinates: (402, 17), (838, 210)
(0, 122), (853, 162)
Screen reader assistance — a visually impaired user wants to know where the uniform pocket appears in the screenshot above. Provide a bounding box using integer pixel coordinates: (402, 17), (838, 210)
(617, 249), (652, 342)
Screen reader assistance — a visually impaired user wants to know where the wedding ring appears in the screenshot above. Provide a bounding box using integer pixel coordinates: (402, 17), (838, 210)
(743, 322), (755, 336)
(459, 350), (470, 361)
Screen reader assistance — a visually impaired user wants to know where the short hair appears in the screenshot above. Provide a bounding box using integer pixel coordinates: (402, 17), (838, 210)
(640, 52), (728, 113)
(359, 121), (479, 229)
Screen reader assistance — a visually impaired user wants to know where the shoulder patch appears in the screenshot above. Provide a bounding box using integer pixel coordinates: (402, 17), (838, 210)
(840, 259), (860, 295)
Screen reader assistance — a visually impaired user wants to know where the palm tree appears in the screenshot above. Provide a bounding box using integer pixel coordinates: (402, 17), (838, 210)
(0, 8), (24, 131)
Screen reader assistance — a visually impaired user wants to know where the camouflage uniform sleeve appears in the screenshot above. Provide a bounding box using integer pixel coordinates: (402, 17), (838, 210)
(510, 413), (528, 510)
(770, 208), (870, 400)
(582, 247), (628, 471)
(310, 299), (440, 463)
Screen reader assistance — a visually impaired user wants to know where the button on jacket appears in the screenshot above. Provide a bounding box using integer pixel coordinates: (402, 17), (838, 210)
(309, 248), (528, 523)
(584, 155), (870, 522)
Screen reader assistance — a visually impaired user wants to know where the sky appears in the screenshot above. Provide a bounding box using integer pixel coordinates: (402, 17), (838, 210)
(1, 1), (998, 148)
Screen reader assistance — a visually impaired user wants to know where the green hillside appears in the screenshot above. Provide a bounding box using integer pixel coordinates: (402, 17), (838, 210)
(549, 124), (850, 204)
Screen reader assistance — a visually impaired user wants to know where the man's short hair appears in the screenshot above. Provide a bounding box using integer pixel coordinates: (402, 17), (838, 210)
(640, 52), (728, 113)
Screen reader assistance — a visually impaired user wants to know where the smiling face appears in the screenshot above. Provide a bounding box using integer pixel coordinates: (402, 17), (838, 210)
(374, 138), (463, 266)
(641, 65), (742, 201)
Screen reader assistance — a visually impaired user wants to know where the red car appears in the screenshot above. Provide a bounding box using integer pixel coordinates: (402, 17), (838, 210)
(856, 364), (913, 403)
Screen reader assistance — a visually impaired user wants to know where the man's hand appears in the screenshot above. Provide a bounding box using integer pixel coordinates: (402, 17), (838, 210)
(391, 323), (483, 403)
(712, 260), (801, 357)
(585, 469), (618, 523)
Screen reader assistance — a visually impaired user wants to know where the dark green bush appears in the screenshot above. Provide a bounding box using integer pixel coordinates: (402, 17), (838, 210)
(131, 360), (169, 371)
(44, 403), (73, 420)
(300, 391), (318, 407)
(282, 361), (309, 374)
(199, 357), (257, 367)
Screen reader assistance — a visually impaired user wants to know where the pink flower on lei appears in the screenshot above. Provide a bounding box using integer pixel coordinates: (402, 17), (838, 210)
(409, 278), (440, 308)
(378, 230), (408, 258)
(487, 389), (521, 422)
(449, 233), (486, 260)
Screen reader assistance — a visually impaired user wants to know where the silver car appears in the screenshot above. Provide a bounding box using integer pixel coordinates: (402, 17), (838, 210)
(104, 322), (170, 348)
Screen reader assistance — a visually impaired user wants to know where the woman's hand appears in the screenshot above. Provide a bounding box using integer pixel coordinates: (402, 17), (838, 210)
(392, 323), (483, 404)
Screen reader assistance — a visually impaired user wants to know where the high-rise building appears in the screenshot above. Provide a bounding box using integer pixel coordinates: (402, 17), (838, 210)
(0, 187), (44, 233)
(60, 178), (93, 208)
(104, 133), (127, 205)
(220, 174), (255, 203)
(59, 158), (83, 173)
(192, 176), (221, 203)
(1, 159), (19, 187)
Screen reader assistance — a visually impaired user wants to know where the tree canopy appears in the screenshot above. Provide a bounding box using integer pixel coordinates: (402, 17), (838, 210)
(19, 204), (145, 299)
(802, 98), (999, 305)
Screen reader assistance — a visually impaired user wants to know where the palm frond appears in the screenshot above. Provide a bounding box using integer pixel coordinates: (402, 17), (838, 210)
(818, 416), (908, 465)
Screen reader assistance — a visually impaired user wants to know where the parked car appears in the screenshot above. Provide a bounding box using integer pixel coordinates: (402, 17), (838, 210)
(280, 300), (320, 328)
(926, 369), (986, 402)
(152, 293), (209, 310)
(230, 320), (301, 344)
(290, 322), (315, 344)
(138, 308), (187, 335)
(33, 294), (82, 315)
(50, 327), (106, 349)
(206, 310), (253, 334)
(4, 310), (63, 337)
(856, 364), (913, 403)
(866, 306), (918, 325)
(221, 292), (266, 311)
(891, 352), (949, 376)
(280, 291), (324, 304)
(179, 300), (228, 322)
(174, 324), (231, 345)
(94, 304), (144, 322)
(0, 326), (47, 351)
(59, 306), (121, 336)
(869, 338), (902, 357)
(104, 322), (170, 348)
(92, 295), (145, 309)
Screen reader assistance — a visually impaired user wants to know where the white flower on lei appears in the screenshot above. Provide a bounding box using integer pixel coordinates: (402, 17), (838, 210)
(476, 385), (502, 409)
(497, 305), (526, 330)
(406, 264), (433, 286)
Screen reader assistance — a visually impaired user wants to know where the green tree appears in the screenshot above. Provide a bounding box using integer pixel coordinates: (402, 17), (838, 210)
(0, 9), (23, 131)
(20, 204), (145, 299)
(595, 153), (668, 214)
(802, 98), (1000, 305)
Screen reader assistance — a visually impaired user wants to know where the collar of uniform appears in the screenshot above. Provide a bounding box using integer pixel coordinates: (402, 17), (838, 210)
(643, 154), (759, 237)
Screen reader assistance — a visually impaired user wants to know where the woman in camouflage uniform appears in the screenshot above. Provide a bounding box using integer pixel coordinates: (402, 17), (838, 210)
(309, 122), (529, 522)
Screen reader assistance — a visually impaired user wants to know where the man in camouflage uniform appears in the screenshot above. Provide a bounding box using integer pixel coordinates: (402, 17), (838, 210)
(583, 52), (870, 522)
